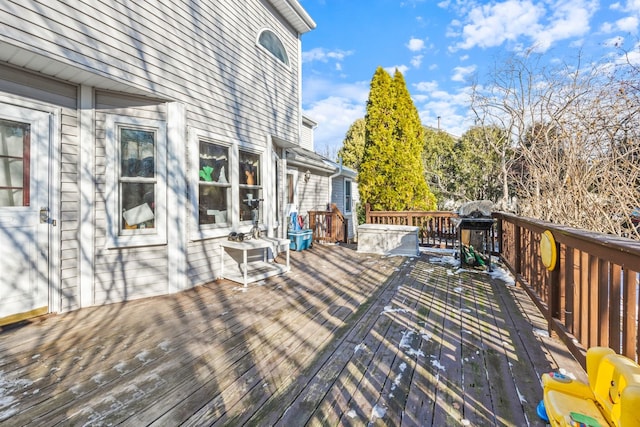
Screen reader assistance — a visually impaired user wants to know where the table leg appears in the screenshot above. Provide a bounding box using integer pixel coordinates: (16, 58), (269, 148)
(243, 249), (248, 287)
(220, 245), (224, 279)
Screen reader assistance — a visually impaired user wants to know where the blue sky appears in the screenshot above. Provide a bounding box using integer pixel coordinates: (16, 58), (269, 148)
(299, 0), (640, 155)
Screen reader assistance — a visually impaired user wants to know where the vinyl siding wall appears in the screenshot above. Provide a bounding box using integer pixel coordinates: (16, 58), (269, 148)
(93, 92), (169, 305)
(0, 63), (81, 312)
(0, 0), (301, 145)
(331, 176), (359, 240)
(298, 173), (329, 225)
(300, 123), (314, 151)
(0, 0), (308, 313)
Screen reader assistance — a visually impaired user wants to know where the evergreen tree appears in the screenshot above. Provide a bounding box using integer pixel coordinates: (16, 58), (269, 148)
(359, 67), (436, 211)
(391, 70), (436, 210)
(454, 126), (504, 202)
(422, 127), (457, 206)
(359, 67), (396, 211)
(337, 118), (365, 170)
(422, 125), (506, 207)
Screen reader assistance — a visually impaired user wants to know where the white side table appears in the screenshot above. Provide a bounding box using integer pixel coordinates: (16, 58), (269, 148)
(219, 238), (290, 286)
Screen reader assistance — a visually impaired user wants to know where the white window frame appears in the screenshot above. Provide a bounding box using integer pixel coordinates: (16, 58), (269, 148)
(238, 145), (264, 226)
(286, 168), (298, 216)
(189, 128), (236, 240)
(345, 178), (352, 213)
(256, 28), (290, 68)
(105, 115), (167, 248)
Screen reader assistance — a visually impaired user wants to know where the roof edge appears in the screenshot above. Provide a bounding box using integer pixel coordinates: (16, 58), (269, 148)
(268, 0), (316, 34)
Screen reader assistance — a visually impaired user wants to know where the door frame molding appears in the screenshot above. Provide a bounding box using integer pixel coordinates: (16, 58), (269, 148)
(0, 95), (61, 315)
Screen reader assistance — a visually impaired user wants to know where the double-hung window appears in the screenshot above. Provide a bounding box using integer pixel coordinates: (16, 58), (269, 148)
(345, 179), (352, 212)
(106, 115), (166, 247)
(239, 150), (261, 223)
(198, 141), (230, 226)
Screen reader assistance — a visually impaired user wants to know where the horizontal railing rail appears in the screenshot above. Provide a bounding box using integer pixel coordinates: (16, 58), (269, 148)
(365, 203), (459, 248)
(495, 212), (640, 367)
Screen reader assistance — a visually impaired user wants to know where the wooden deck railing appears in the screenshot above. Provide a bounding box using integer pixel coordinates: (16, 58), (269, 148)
(308, 204), (348, 244)
(364, 205), (640, 367)
(495, 212), (640, 367)
(365, 203), (459, 248)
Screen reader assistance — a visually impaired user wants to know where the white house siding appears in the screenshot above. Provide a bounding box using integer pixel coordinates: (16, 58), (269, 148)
(93, 91), (170, 305)
(331, 175), (360, 241)
(1, 1), (301, 143)
(300, 125), (313, 152)
(0, 63), (81, 312)
(300, 117), (316, 152)
(0, 0), (313, 318)
(298, 173), (330, 225)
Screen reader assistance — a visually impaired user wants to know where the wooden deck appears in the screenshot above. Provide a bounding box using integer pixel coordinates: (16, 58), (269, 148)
(0, 244), (584, 426)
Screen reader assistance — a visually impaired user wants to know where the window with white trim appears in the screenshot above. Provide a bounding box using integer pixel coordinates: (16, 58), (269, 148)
(198, 140), (230, 226)
(257, 29), (289, 66)
(106, 115), (166, 247)
(345, 179), (352, 212)
(0, 119), (30, 207)
(239, 150), (262, 222)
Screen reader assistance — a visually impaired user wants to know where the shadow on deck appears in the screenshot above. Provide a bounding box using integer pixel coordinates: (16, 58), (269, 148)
(0, 244), (584, 426)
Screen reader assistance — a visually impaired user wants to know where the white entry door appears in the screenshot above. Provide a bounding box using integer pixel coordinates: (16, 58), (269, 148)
(0, 104), (51, 322)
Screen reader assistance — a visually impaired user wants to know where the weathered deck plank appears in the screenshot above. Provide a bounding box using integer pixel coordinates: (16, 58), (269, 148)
(0, 245), (585, 426)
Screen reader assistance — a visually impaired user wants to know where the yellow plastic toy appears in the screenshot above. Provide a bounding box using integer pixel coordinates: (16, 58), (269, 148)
(540, 347), (640, 427)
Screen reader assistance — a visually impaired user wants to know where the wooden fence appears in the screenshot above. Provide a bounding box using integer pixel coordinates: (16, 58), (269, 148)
(365, 203), (459, 248)
(308, 204), (348, 244)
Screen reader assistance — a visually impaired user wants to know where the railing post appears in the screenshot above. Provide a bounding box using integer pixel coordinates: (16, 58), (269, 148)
(309, 212), (314, 241)
(548, 240), (561, 337)
(514, 224), (521, 277)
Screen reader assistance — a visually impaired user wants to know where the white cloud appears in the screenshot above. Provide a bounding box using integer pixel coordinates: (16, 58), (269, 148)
(610, 1), (623, 10)
(407, 37), (426, 51)
(451, 65), (477, 82)
(302, 77), (369, 152)
(616, 16), (639, 33)
(303, 76), (369, 105)
(303, 96), (366, 153)
(601, 21), (614, 33)
(302, 48), (354, 63)
(601, 0), (639, 35)
(626, 49), (640, 65)
(455, 0), (545, 50)
(384, 65), (410, 75)
(417, 86), (474, 136)
(617, 0), (640, 13)
(414, 80), (439, 92)
(531, 0), (597, 51)
(604, 36), (625, 47)
(411, 55), (424, 68)
(451, 0), (597, 52)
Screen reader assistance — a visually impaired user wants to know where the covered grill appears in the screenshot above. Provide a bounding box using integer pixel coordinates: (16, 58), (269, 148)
(454, 201), (496, 271)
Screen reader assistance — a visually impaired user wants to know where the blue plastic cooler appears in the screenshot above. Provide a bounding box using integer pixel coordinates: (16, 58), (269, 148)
(288, 229), (312, 251)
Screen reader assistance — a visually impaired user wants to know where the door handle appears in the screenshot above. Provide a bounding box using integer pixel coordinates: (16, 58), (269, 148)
(40, 207), (56, 226)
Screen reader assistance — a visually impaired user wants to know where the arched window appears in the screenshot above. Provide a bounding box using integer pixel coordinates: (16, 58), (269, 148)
(258, 29), (289, 66)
